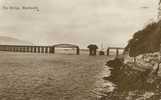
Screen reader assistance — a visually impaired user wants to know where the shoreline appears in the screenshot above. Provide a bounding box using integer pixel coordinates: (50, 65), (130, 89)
(99, 58), (161, 100)
(92, 65), (116, 99)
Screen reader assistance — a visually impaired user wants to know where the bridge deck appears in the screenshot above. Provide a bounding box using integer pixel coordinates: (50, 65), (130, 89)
(0, 44), (80, 55)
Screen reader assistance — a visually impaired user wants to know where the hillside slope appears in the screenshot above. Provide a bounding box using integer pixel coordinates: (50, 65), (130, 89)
(0, 36), (33, 45)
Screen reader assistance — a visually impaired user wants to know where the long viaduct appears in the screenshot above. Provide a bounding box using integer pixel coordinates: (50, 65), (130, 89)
(0, 44), (125, 56)
(0, 44), (80, 55)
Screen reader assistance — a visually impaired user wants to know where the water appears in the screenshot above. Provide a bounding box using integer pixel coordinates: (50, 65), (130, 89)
(93, 65), (116, 99)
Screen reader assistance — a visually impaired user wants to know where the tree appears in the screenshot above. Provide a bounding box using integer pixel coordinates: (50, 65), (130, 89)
(126, 21), (161, 57)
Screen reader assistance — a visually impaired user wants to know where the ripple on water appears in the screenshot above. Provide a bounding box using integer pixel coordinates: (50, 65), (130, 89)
(93, 65), (116, 98)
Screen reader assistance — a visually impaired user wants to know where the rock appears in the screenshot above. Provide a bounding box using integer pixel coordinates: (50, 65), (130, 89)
(101, 57), (161, 100)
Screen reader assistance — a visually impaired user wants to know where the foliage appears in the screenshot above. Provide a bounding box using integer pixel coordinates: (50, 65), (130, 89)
(125, 21), (161, 57)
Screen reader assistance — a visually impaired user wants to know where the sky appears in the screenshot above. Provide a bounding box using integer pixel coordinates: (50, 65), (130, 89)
(0, 0), (159, 48)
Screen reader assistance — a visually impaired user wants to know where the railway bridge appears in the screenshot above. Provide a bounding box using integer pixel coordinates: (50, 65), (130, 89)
(0, 44), (80, 55)
(107, 47), (124, 56)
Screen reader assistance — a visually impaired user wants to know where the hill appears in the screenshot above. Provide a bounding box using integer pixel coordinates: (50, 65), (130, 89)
(125, 20), (161, 57)
(0, 36), (33, 45)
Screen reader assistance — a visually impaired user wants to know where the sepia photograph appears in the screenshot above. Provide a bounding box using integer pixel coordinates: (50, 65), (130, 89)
(0, 0), (160, 100)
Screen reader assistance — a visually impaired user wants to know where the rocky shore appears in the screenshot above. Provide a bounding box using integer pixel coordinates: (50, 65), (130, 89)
(100, 56), (161, 100)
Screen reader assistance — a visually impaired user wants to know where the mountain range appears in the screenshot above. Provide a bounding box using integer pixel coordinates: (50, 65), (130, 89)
(0, 36), (33, 45)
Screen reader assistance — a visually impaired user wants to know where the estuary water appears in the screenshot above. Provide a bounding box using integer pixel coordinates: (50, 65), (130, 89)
(93, 65), (116, 99)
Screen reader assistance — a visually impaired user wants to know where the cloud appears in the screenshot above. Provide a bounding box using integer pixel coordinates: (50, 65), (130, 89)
(0, 0), (158, 48)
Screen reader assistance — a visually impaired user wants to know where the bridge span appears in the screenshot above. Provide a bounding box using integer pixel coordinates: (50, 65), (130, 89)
(0, 44), (80, 55)
(107, 47), (124, 56)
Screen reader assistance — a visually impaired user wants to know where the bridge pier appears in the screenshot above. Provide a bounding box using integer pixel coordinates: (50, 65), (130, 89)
(21, 47), (23, 52)
(76, 47), (80, 55)
(107, 47), (124, 57)
(45, 47), (48, 53)
(37, 47), (40, 53)
(107, 48), (110, 56)
(13, 47), (15, 52)
(50, 47), (52, 53)
(13, 47), (16, 52)
(1, 46), (5, 51)
(22, 47), (25, 52)
(18, 47), (21, 52)
(0, 46), (2, 51)
(9, 46), (12, 52)
(41, 47), (44, 53)
(27, 46), (29, 52)
(16, 47), (19, 52)
(7, 46), (10, 51)
(33, 46), (37, 53)
(53, 47), (55, 54)
(19, 47), (22, 52)
(116, 48), (119, 57)
(1, 46), (4, 51)
(23, 47), (26, 52)
(49, 47), (55, 54)
(5, 45), (9, 51)
(16, 47), (18, 52)
(11, 47), (13, 52)
(29, 46), (33, 53)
